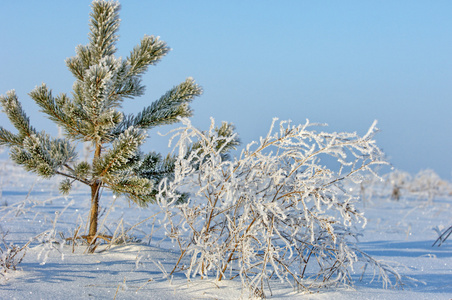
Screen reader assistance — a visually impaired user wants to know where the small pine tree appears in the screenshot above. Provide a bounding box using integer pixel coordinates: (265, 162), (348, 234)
(0, 0), (210, 245)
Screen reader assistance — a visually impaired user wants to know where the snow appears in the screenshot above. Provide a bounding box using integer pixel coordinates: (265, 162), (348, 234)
(1, 159), (451, 299)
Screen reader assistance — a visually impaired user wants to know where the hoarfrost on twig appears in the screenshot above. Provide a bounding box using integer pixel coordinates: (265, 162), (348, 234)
(157, 117), (400, 295)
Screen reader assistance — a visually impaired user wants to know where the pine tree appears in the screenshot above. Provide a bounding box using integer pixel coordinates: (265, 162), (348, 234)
(0, 0), (225, 246)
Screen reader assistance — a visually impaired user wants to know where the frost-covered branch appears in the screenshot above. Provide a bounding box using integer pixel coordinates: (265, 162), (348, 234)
(115, 78), (203, 135)
(127, 35), (170, 77)
(0, 90), (36, 139)
(157, 117), (399, 296)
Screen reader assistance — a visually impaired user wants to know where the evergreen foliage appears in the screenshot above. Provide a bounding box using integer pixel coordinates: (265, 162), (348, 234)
(0, 0), (237, 244)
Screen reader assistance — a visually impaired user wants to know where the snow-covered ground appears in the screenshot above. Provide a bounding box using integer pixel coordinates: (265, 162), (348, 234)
(1, 159), (451, 299)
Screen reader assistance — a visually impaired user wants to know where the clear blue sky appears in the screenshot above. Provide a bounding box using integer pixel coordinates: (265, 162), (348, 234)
(1, 1), (451, 178)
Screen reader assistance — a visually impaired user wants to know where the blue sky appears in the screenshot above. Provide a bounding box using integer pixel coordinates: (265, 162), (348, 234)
(1, 1), (451, 178)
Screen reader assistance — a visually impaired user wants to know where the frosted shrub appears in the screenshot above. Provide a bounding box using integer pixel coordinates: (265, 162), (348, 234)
(386, 170), (412, 200)
(157, 118), (400, 296)
(410, 169), (450, 202)
(383, 169), (451, 202)
(0, 230), (29, 276)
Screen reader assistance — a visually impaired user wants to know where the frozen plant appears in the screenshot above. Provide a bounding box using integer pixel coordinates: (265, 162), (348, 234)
(157, 117), (400, 296)
(409, 169), (450, 203)
(433, 225), (452, 247)
(0, 229), (30, 276)
(382, 169), (451, 202)
(386, 170), (412, 201)
(0, 0), (212, 248)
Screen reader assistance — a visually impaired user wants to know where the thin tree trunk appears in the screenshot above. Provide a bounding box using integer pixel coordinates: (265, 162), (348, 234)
(87, 143), (102, 243)
(88, 181), (100, 241)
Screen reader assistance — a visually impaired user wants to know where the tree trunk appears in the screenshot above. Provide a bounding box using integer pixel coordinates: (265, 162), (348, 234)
(88, 181), (100, 242)
(87, 143), (102, 243)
